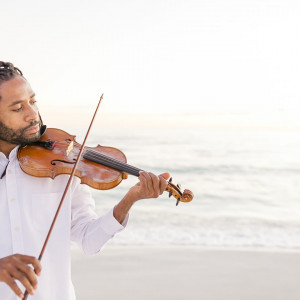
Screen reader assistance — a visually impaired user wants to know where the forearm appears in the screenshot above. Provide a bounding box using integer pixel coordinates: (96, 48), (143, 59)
(113, 172), (170, 224)
(113, 188), (137, 224)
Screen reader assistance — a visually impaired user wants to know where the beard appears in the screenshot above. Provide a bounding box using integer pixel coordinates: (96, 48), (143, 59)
(0, 119), (42, 145)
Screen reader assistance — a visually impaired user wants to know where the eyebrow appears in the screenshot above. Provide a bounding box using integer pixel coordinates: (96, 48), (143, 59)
(9, 93), (36, 107)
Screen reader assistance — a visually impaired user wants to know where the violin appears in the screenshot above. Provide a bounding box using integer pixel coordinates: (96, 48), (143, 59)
(18, 127), (194, 205)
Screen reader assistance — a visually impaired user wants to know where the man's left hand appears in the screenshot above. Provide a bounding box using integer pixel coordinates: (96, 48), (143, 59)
(113, 171), (170, 224)
(128, 171), (170, 202)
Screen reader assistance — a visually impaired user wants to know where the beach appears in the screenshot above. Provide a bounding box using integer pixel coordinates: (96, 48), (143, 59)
(68, 127), (300, 300)
(71, 246), (300, 300)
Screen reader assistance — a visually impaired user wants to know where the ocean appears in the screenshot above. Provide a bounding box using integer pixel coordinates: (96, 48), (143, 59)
(75, 127), (300, 249)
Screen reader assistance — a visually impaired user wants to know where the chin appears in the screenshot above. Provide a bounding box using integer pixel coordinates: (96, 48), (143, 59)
(24, 132), (41, 144)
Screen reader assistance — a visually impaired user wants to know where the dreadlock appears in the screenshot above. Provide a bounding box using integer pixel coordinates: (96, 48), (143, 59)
(0, 61), (23, 85)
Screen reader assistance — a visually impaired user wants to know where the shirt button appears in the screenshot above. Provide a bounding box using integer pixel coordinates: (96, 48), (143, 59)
(14, 227), (20, 232)
(10, 198), (15, 203)
(7, 170), (12, 175)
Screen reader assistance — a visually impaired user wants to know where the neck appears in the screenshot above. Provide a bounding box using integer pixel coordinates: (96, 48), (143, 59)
(0, 140), (18, 158)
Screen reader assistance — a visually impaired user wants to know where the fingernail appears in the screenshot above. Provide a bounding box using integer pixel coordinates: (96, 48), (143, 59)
(30, 290), (35, 295)
(19, 294), (24, 299)
(34, 284), (38, 290)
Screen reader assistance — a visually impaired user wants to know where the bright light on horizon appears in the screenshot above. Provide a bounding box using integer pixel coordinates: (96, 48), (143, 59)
(40, 104), (300, 131)
(1, 0), (300, 123)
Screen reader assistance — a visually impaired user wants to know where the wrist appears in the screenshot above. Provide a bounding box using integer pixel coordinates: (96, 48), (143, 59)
(113, 190), (137, 224)
(123, 187), (140, 204)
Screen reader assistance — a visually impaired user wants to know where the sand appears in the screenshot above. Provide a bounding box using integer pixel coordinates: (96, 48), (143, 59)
(71, 246), (300, 300)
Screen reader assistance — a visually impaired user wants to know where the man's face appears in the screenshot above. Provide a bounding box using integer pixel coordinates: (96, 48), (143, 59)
(0, 76), (41, 145)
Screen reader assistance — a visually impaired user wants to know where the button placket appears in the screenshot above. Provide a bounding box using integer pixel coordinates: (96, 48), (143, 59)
(6, 162), (25, 254)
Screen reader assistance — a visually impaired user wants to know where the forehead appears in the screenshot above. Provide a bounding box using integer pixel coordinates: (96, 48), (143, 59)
(0, 76), (33, 105)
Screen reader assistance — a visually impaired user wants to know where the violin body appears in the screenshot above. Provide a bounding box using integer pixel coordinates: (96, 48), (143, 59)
(18, 128), (128, 190)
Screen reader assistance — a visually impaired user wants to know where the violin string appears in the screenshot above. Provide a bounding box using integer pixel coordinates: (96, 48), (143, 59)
(84, 149), (142, 176)
(48, 141), (141, 176)
(47, 140), (183, 203)
(49, 142), (136, 173)
(85, 153), (140, 176)
(85, 149), (141, 173)
(84, 150), (178, 196)
(85, 151), (141, 176)
(52, 144), (175, 192)
(84, 150), (175, 187)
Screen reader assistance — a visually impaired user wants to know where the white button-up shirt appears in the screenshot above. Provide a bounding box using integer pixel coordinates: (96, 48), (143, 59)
(0, 146), (127, 299)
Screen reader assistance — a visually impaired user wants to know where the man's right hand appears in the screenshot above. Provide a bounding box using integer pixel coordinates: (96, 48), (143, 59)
(0, 254), (42, 299)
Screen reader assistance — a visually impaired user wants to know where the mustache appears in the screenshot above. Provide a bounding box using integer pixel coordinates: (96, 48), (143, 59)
(22, 120), (42, 132)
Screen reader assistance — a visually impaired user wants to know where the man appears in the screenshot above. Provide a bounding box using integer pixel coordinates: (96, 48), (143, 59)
(0, 61), (170, 299)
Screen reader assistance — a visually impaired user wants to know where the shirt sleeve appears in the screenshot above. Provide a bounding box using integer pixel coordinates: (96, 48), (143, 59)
(70, 178), (128, 255)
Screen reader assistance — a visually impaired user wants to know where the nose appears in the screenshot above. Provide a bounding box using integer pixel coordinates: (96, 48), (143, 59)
(25, 104), (39, 123)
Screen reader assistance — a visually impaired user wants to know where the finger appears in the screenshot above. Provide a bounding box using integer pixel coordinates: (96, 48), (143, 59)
(17, 255), (42, 276)
(139, 171), (151, 192)
(17, 263), (38, 290)
(159, 172), (171, 180)
(148, 173), (160, 197)
(10, 269), (35, 295)
(4, 275), (24, 299)
(159, 175), (168, 194)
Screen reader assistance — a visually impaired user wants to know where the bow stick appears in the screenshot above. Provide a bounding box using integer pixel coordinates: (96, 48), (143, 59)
(23, 94), (103, 299)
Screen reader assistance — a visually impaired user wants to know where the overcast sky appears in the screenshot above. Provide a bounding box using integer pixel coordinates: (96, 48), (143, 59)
(1, 0), (300, 128)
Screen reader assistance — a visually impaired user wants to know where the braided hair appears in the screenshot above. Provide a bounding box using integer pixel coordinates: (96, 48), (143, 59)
(0, 61), (23, 85)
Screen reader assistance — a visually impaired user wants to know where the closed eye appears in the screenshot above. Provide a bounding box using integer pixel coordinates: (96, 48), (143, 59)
(12, 106), (23, 112)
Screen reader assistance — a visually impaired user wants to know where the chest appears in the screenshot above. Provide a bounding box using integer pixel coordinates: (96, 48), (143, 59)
(0, 159), (72, 255)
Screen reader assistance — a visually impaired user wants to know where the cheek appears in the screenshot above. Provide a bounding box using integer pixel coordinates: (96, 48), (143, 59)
(0, 112), (24, 131)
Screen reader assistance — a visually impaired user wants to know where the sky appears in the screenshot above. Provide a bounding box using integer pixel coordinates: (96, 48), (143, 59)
(1, 0), (300, 128)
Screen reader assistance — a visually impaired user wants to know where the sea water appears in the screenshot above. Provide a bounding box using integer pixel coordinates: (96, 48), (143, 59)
(82, 127), (300, 249)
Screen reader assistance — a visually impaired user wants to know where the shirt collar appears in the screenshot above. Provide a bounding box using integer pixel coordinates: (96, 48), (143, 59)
(0, 146), (19, 178)
(0, 146), (20, 164)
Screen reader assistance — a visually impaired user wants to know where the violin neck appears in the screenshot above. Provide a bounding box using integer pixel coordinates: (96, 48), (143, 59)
(83, 149), (142, 177)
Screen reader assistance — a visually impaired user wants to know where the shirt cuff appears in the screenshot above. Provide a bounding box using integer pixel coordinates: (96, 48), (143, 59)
(100, 208), (129, 235)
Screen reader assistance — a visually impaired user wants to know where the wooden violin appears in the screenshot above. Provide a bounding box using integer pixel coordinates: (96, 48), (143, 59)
(18, 127), (194, 205)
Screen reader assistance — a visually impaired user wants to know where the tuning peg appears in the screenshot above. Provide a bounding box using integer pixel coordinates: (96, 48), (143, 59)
(169, 177), (172, 183)
(169, 191), (172, 198)
(177, 183), (181, 190)
(176, 198), (180, 206)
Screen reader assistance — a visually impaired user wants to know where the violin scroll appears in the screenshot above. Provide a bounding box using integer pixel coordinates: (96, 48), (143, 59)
(166, 177), (194, 206)
(182, 189), (194, 202)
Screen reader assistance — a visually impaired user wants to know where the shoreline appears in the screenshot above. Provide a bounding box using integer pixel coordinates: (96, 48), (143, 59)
(71, 244), (300, 255)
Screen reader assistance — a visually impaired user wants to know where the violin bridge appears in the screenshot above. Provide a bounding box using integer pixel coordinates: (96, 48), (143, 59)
(66, 141), (74, 157)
